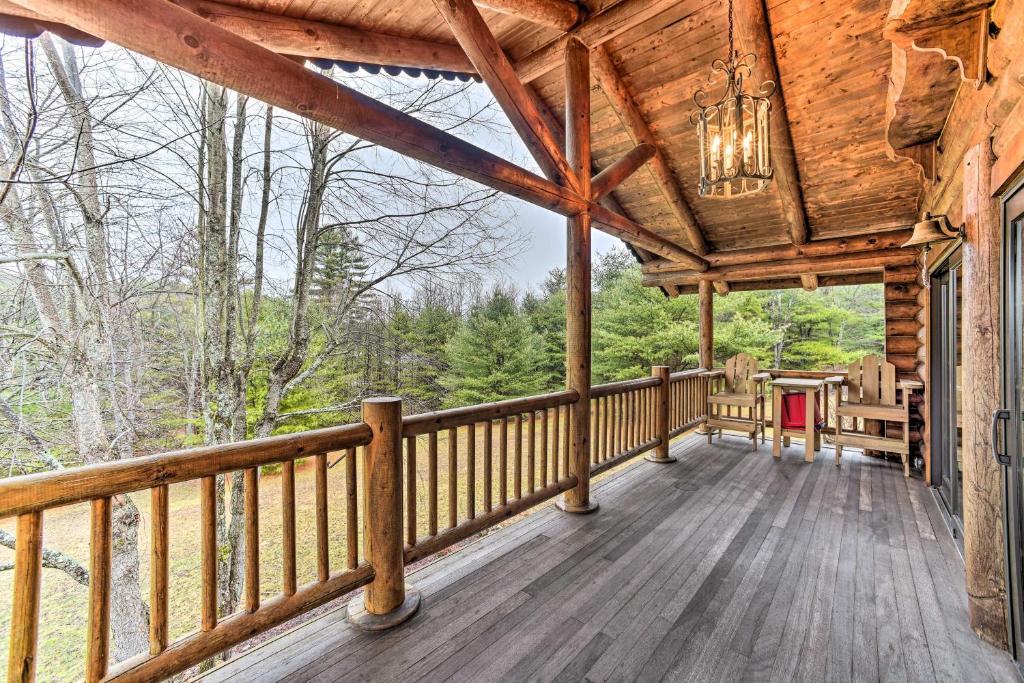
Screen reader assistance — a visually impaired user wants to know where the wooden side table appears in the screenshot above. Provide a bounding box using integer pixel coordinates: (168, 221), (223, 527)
(772, 377), (825, 462)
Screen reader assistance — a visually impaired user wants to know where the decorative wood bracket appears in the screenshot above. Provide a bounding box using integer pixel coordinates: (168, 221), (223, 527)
(910, 8), (989, 89)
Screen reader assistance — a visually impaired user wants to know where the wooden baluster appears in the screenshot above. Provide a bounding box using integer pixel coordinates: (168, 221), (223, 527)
(604, 395), (612, 461)
(150, 486), (169, 655)
(7, 511), (42, 683)
(514, 414), (523, 498)
(346, 448), (358, 568)
(563, 404), (571, 475)
(282, 461), (297, 595)
(406, 436), (417, 547)
(315, 454), (329, 582)
(201, 476), (217, 630)
(244, 468), (260, 612)
(552, 404), (560, 481)
(448, 427), (458, 528)
(499, 417), (509, 506)
(541, 408), (549, 486)
(483, 420), (493, 513)
(594, 397), (602, 463)
(467, 423), (476, 520)
(427, 435), (438, 537)
(527, 410), (536, 492)
(86, 498), (112, 683)
(616, 393), (625, 455)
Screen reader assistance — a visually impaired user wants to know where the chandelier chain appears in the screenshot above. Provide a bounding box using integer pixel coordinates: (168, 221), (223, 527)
(728, 0), (735, 62)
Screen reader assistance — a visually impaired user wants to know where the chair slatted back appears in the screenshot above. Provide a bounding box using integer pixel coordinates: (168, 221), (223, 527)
(724, 353), (759, 395)
(846, 354), (897, 406)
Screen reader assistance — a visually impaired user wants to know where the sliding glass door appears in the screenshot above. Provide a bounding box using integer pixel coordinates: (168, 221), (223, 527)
(931, 250), (963, 532)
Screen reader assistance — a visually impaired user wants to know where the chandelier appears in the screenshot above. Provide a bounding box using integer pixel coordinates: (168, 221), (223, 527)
(691, 0), (775, 198)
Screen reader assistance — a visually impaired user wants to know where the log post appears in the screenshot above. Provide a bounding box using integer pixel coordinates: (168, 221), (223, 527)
(646, 366), (676, 463)
(699, 279), (713, 369)
(558, 37), (598, 514)
(960, 139), (1009, 648)
(347, 397), (420, 630)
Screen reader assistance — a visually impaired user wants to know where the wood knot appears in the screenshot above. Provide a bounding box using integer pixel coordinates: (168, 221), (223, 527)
(183, 34), (200, 49)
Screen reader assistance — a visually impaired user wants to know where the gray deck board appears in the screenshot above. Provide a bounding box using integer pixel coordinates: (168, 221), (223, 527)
(197, 434), (1020, 683)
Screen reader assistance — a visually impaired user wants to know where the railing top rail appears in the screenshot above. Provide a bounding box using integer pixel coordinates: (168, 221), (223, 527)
(403, 389), (579, 436)
(0, 422), (372, 519)
(591, 376), (660, 398)
(768, 368), (848, 380)
(670, 367), (707, 381)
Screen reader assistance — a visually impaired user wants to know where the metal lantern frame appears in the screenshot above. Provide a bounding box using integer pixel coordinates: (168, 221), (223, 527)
(691, 0), (776, 199)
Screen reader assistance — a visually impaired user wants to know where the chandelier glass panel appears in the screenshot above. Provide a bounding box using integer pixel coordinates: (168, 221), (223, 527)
(692, 0), (775, 199)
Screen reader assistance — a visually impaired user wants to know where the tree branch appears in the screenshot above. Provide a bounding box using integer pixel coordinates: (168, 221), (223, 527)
(0, 528), (89, 586)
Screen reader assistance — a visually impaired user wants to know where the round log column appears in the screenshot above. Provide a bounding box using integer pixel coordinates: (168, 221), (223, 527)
(960, 139), (1009, 648)
(558, 37), (598, 514)
(699, 279), (713, 369)
(348, 397), (420, 630)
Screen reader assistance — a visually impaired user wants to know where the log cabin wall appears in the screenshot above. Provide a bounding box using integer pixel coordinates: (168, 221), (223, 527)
(884, 0), (1024, 649)
(884, 264), (926, 464)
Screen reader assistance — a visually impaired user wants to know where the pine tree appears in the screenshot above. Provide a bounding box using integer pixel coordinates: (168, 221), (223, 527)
(442, 286), (543, 406)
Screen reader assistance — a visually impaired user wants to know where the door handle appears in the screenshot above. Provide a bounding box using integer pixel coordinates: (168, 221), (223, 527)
(992, 409), (1012, 467)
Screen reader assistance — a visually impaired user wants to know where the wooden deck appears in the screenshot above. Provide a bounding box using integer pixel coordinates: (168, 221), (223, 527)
(198, 434), (1020, 682)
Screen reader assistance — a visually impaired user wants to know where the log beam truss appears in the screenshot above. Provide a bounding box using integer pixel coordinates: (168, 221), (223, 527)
(16, 0), (709, 271)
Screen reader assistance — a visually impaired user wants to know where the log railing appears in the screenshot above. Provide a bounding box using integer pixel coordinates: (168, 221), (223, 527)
(0, 423), (373, 683)
(401, 390), (580, 564)
(1, 366), (709, 682)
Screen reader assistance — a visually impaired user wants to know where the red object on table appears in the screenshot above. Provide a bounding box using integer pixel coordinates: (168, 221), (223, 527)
(779, 391), (825, 431)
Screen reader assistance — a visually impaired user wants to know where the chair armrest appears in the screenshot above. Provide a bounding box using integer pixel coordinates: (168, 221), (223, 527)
(899, 379), (923, 391)
(700, 370), (725, 378)
(824, 376), (845, 385)
(752, 372), (771, 381)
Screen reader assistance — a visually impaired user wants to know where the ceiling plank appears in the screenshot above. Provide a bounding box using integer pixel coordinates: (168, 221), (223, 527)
(432, 0), (578, 189)
(591, 142), (655, 200)
(592, 46), (710, 255)
(733, 0), (810, 245)
(476, 0), (580, 31)
(514, 0), (683, 83)
(20, 0), (711, 268)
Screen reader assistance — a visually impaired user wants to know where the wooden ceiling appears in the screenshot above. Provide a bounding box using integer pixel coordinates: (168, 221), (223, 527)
(2, 0), (943, 287)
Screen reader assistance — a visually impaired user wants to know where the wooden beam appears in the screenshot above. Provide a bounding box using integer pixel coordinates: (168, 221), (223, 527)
(431, 0), (577, 189)
(960, 139), (1008, 647)
(559, 37), (597, 515)
(800, 274), (818, 291)
(713, 281), (730, 296)
(168, 0), (476, 73)
(514, 0), (681, 83)
(642, 229), (913, 272)
(17, 0), (709, 268)
(673, 272), (882, 295)
(475, 0), (580, 31)
(589, 203), (706, 270)
(699, 280), (713, 368)
(642, 248), (918, 287)
(591, 142), (655, 200)
(591, 46), (709, 255)
(732, 0), (809, 245)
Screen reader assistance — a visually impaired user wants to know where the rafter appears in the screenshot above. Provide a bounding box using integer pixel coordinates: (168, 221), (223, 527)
(733, 0), (809, 245)
(514, 0), (682, 83)
(476, 0), (580, 31)
(713, 281), (730, 296)
(19, 0), (709, 270)
(800, 274), (818, 291)
(431, 0), (577, 189)
(591, 46), (709, 255)
(672, 272), (881, 295)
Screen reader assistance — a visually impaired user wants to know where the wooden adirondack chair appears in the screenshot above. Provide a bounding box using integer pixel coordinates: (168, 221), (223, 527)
(834, 354), (912, 475)
(702, 353), (769, 450)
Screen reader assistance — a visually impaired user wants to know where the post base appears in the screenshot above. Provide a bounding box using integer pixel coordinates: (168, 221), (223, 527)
(555, 498), (600, 514)
(644, 454), (677, 464)
(347, 585), (421, 631)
